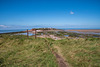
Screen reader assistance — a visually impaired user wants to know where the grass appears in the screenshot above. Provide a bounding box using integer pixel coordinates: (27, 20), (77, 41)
(53, 38), (100, 67)
(0, 34), (100, 67)
(0, 34), (58, 67)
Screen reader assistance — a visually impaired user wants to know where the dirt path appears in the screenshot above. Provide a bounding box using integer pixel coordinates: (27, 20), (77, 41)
(45, 39), (69, 67)
(53, 46), (70, 67)
(53, 51), (69, 67)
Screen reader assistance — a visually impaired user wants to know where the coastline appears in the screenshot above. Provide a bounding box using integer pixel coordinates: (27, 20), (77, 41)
(0, 28), (100, 35)
(0, 28), (63, 34)
(66, 29), (100, 33)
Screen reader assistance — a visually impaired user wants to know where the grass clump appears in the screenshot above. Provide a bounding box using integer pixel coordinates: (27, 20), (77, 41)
(0, 34), (58, 67)
(53, 38), (100, 67)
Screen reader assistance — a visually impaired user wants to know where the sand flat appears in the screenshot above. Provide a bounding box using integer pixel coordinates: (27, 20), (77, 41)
(67, 29), (100, 33)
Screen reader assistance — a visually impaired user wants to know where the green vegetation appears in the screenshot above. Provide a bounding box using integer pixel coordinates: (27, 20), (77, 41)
(53, 38), (100, 67)
(0, 34), (100, 67)
(0, 34), (57, 67)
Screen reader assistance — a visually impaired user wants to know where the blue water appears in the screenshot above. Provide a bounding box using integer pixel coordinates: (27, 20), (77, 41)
(0, 29), (27, 33)
(64, 35), (69, 37)
(16, 32), (34, 36)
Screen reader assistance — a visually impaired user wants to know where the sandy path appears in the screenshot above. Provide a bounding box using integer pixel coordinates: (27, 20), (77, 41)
(53, 52), (69, 67)
(44, 39), (69, 67)
(53, 46), (70, 67)
(37, 35), (63, 40)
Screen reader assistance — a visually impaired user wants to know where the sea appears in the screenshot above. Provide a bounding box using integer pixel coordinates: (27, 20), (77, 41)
(0, 28), (100, 35)
(0, 29), (27, 33)
(0, 28), (76, 33)
(0, 28), (79, 33)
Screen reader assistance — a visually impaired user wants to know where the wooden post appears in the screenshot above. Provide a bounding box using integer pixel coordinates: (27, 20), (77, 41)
(27, 29), (28, 38)
(43, 28), (45, 35)
(43, 28), (44, 35)
(35, 29), (36, 39)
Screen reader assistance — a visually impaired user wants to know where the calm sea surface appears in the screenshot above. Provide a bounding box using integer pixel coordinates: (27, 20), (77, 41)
(0, 29), (27, 33)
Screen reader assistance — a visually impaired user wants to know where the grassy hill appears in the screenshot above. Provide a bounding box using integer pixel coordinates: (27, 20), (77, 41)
(53, 38), (100, 67)
(0, 34), (57, 67)
(0, 34), (100, 67)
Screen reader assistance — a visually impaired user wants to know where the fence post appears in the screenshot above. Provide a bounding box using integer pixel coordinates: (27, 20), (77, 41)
(27, 29), (28, 38)
(43, 28), (44, 35)
(35, 29), (36, 39)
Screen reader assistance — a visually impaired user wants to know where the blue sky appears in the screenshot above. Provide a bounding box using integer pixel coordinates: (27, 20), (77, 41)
(0, 0), (100, 29)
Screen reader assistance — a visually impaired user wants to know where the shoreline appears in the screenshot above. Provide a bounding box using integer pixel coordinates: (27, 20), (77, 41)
(0, 28), (100, 34)
(0, 28), (63, 34)
(66, 29), (100, 33)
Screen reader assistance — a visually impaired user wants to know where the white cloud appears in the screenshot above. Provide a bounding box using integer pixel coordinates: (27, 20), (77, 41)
(0, 25), (9, 28)
(70, 11), (74, 14)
